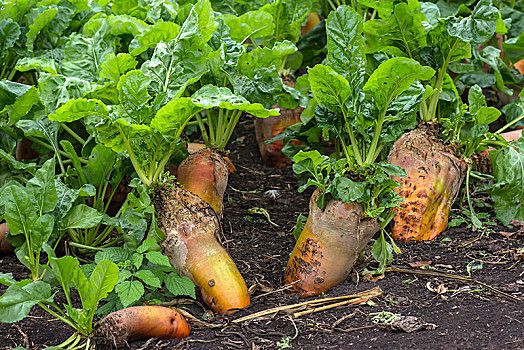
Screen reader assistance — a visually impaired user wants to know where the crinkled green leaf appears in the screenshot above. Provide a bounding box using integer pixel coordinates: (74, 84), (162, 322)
(0, 19), (21, 55)
(325, 6), (365, 79)
(140, 0), (217, 100)
(84, 82), (119, 106)
(16, 57), (58, 74)
(0, 81), (39, 125)
(62, 31), (114, 81)
(357, 0), (394, 19)
(129, 21), (180, 56)
(48, 98), (108, 123)
(191, 85), (279, 118)
(38, 73), (92, 113)
(117, 70), (152, 123)
(150, 97), (201, 135)
(99, 53), (138, 82)
(223, 9), (274, 44)
(259, 0), (312, 46)
(25, 6), (58, 51)
(363, 57), (435, 113)
(329, 176), (366, 203)
(447, 0), (499, 44)
(238, 41), (296, 74)
(308, 64), (351, 114)
(363, 1), (427, 59)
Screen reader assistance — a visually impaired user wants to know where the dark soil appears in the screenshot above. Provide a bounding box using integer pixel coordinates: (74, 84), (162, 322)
(1, 119), (523, 350)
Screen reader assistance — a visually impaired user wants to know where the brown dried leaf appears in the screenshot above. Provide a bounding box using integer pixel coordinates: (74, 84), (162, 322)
(408, 259), (433, 268)
(363, 273), (385, 282)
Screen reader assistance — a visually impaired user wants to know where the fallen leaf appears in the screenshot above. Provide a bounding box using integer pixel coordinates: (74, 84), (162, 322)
(434, 264), (454, 269)
(363, 273), (385, 282)
(498, 231), (517, 238)
(408, 259), (433, 268)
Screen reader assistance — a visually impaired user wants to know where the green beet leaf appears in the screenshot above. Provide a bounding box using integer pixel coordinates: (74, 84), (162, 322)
(0, 80), (40, 126)
(60, 204), (103, 230)
(259, 0), (312, 46)
(84, 260), (119, 313)
(62, 31), (114, 81)
(325, 6), (365, 79)
(363, 57), (435, 113)
(363, 1), (427, 60)
(99, 53), (138, 82)
(0, 280), (52, 323)
(15, 57), (58, 74)
(129, 21), (181, 56)
(25, 6), (58, 51)
(141, 0), (217, 101)
(447, 0), (499, 45)
(223, 10), (275, 43)
(308, 64), (351, 115)
(0, 19), (20, 57)
(26, 157), (58, 215)
(38, 73), (92, 113)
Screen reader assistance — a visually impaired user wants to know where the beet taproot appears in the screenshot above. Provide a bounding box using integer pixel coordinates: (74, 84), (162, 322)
(155, 183), (250, 314)
(94, 306), (190, 348)
(284, 189), (379, 297)
(388, 123), (468, 241)
(176, 148), (235, 217)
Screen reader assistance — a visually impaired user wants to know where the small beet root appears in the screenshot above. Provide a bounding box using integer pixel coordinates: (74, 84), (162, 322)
(254, 107), (303, 168)
(0, 223), (14, 254)
(388, 123), (467, 241)
(254, 78), (304, 168)
(94, 306), (190, 349)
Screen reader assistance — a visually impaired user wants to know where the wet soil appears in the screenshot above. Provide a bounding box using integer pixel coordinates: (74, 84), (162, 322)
(0, 119), (523, 350)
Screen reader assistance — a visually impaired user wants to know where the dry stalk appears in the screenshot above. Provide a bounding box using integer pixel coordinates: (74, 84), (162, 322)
(232, 287), (382, 323)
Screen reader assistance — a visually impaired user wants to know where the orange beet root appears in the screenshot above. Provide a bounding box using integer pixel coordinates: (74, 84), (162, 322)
(388, 123), (467, 241)
(155, 183), (250, 314)
(177, 148), (235, 217)
(0, 223), (14, 254)
(255, 79), (304, 168)
(94, 306), (190, 348)
(284, 189), (379, 297)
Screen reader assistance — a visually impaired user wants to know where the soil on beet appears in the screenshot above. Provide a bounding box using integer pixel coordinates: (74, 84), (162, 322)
(0, 119), (523, 350)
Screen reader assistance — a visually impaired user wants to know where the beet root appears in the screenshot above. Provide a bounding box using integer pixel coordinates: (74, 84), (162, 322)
(0, 223), (14, 254)
(176, 148), (235, 218)
(388, 123), (467, 241)
(284, 189), (379, 297)
(94, 306), (190, 348)
(155, 183), (250, 314)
